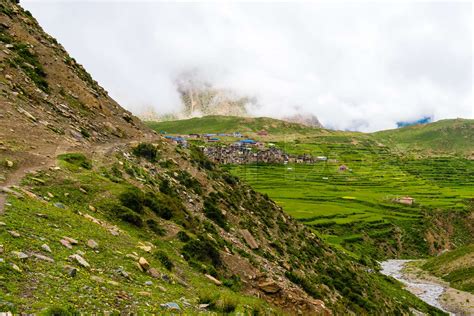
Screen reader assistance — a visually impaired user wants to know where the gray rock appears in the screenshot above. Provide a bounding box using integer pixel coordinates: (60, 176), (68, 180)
(12, 251), (28, 260)
(41, 244), (52, 253)
(32, 253), (54, 263)
(53, 202), (66, 209)
(86, 239), (98, 249)
(160, 302), (180, 311)
(8, 230), (21, 238)
(69, 254), (90, 268)
(64, 265), (77, 277)
(144, 280), (153, 286)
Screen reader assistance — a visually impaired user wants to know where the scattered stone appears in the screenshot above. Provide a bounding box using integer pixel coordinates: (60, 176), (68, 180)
(107, 280), (119, 286)
(12, 251), (29, 260)
(205, 274), (222, 286)
(148, 267), (160, 278)
(198, 303), (210, 310)
(53, 202), (66, 209)
(41, 244), (52, 253)
(91, 275), (104, 283)
(138, 291), (151, 297)
(88, 205), (96, 212)
(258, 280), (281, 294)
(5, 159), (13, 168)
(86, 239), (98, 249)
(160, 302), (180, 311)
(36, 213), (48, 218)
(69, 254), (90, 268)
(64, 265), (77, 277)
(161, 274), (171, 283)
(63, 236), (78, 245)
(8, 230), (21, 238)
(0, 221), (5, 226)
(79, 188), (87, 194)
(32, 253), (54, 263)
(240, 229), (259, 250)
(5, 74), (12, 81)
(138, 257), (150, 271)
(126, 253), (139, 260)
(76, 250), (85, 256)
(158, 285), (167, 292)
(59, 239), (72, 249)
(11, 263), (22, 273)
(47, 192), (54, 198)
(144, 280), (153, 286)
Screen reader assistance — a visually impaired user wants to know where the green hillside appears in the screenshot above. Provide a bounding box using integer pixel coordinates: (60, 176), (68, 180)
(145, 115), (323, 135)
(373, 119), (474, 156)
(422, 244), (474, 293)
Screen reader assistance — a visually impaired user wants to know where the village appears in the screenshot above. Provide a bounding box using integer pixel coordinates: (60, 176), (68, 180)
(161, 130), (324, 164)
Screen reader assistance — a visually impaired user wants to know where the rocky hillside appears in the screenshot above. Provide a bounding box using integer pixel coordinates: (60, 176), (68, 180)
(0, 1), (445, 314)
(0, 0), (154, 185)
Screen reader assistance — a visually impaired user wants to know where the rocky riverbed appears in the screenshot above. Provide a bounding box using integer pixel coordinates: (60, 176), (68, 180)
(380, 260), (474, 316)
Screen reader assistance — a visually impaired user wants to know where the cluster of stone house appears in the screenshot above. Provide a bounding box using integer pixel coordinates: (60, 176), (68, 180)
(202, 145), (318, 165)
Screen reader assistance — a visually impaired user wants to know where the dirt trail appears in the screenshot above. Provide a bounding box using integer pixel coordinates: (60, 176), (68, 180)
(0, 139), (137, 215)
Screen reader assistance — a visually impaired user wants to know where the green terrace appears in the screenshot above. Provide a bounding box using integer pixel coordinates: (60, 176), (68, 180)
(228, 140), (474, 258)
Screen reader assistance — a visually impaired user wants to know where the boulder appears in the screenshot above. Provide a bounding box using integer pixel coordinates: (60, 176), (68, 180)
(63, 236), (78, 244)
(64, 265), (77, 277)
(204, 274), (222, 286)
(258, 280), (281, 294)
(41, 244), (52, 253)
(8, 230), (21, 238)
(32, 253), (54, 263)
(59, 239), (72, 249)
(148, 267), (160, 278)
(12, 251), (28, 259)
(138, 257), (150, 271)
(240, 229), (259, 249)
(86, 239), (98, 249)
(69, 254), (90, 268)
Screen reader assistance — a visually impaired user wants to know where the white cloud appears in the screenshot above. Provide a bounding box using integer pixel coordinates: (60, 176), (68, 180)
(22, 1), (472, 131)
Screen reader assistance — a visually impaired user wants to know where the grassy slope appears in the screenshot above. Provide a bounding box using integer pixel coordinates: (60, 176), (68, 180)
(422, 244), (474, 294)
(145, 115), (324, 135)
(373, 119), (474, 156)
(0, 143), (443, 315)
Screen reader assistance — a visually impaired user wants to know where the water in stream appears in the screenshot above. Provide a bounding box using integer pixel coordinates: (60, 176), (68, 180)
(380, 260), (453, 315)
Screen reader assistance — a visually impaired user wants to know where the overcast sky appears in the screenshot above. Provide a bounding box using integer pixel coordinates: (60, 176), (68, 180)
(22, 1), (472, 131)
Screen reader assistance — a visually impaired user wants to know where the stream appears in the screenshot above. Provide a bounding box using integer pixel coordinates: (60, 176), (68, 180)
(380, 260), (453, 315)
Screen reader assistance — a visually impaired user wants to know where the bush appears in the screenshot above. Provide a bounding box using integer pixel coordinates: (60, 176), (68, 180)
(177, 231), (191, 242)
(285, 271), (323, 299)
(146, 219), (166, 236)
(198, 291), (238, 313)
(154, 250), (174, 270)
(119, 187), (145, 214)
(112, 205), (143, 227)
(222, 173), (238, 185)
(203, 198), (228, 230)
(182, 237), (221, 267)
(58, 153), (92, 169)
(175, 171), (202, 195)
(132, 143), (158, 162)
(44, 306), (80, 316)
(144, 193), (176, 220)
(190, 146), (214, 170)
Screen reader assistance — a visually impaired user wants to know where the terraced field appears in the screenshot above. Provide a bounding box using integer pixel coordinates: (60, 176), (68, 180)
(229, 138), (474, 259)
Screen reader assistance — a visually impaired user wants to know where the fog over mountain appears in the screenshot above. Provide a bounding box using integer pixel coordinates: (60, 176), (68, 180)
(22, 1), (472, 131)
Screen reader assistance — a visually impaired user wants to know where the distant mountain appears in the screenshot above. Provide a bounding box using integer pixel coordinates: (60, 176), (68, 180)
(282, 113), (323, 128)
(396, 116), (432, 128)
(374, 119), (474, 156)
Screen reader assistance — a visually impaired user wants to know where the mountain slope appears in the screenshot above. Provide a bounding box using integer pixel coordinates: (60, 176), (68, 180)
(0, 1), (446, 314)
(145, 115), (326, 137)
(373, 119), (474, 156)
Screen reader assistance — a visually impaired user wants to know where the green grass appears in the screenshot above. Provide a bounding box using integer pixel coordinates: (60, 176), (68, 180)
(422, 244), (474, 293)
(228, 141), (474, 259)
(373, 118), (474, 156)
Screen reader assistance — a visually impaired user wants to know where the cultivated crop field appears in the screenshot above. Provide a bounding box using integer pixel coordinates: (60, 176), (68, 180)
(229, 138), (474, 259)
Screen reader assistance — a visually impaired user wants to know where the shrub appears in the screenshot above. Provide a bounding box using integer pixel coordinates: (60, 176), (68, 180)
(190, 146), (214, 170)
(146, 219), (166, 236)
(203, 198), (228, 230)
(222, 173), (238, 185)
(119, 187), (145, 214)
(111, 204), (143, 227)
(58, 153), (92, 169)
(44, 306), (80, 316)
(154, 250), (174, 270)
(177, 231), (191, 242)
(285, 271), (322, 299)
(12, 42), (49, 92)
(144, 193), (176, 220)
(182, 237), (221, 267)
(132, 143), (158, 162)
(175, 171), (202, 195)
